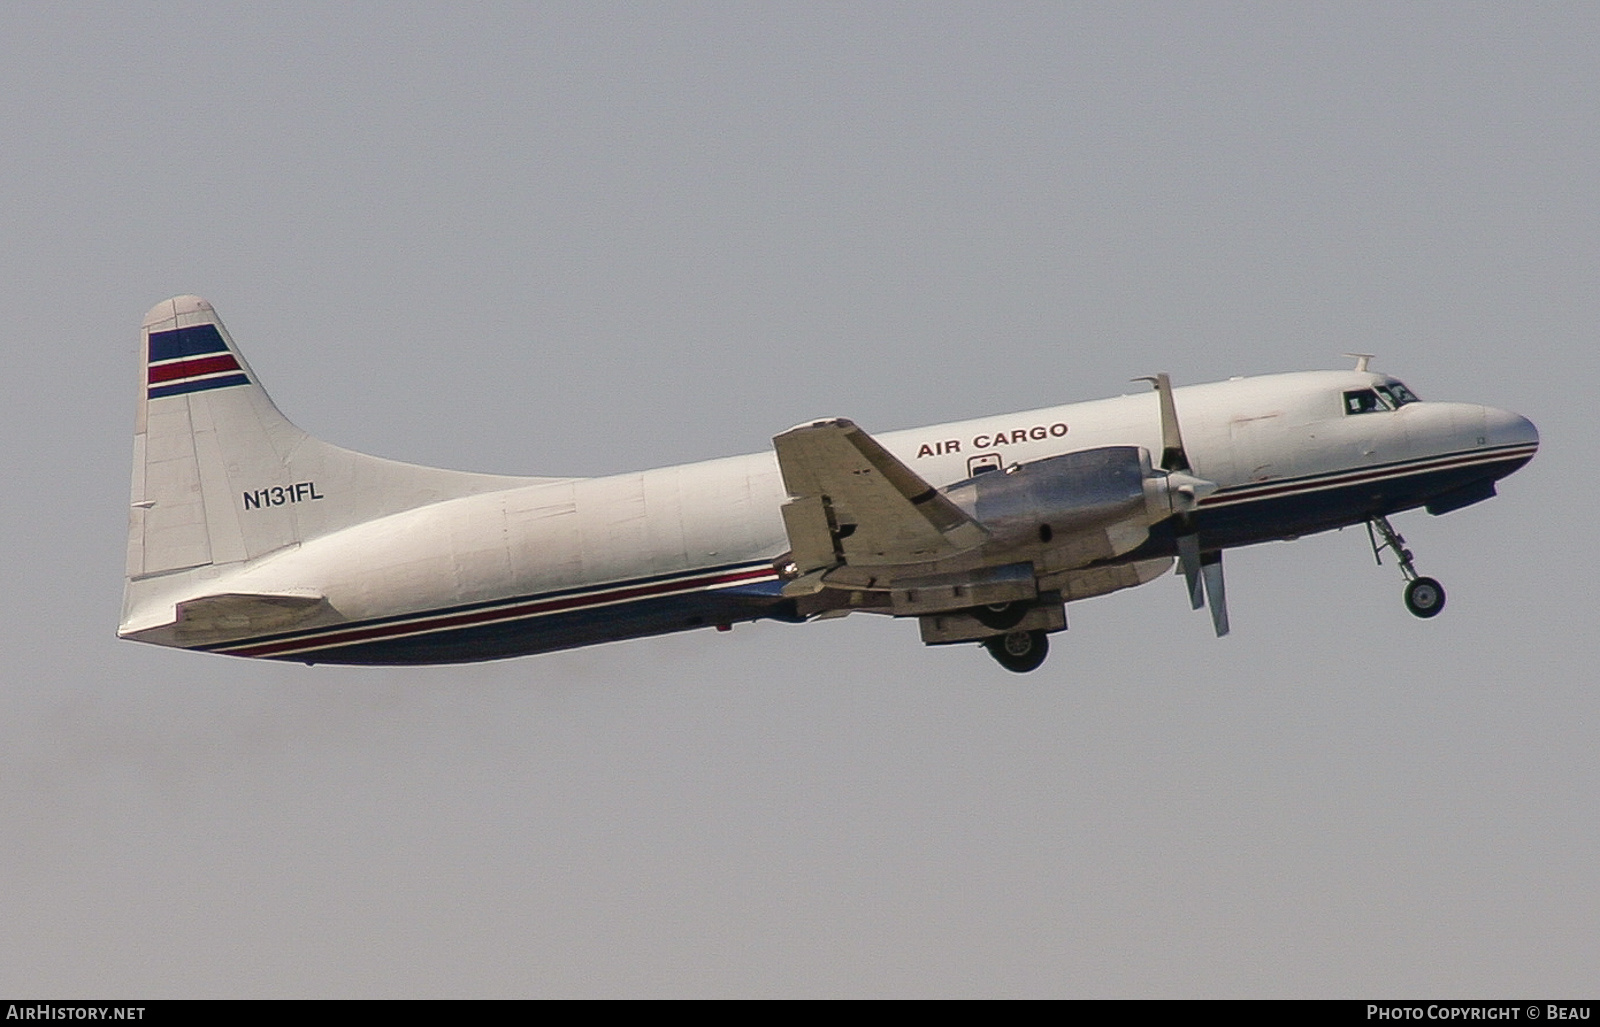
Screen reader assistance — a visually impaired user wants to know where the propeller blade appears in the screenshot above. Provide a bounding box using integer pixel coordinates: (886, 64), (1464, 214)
(1138, 374), (1225, 632)
(1134, 372), (1191, 472)
(1201, 550), (1230, 637)
(1177, 533), (1204, 610)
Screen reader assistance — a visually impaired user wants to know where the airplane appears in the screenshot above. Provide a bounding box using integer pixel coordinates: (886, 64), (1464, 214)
(119, 296), (1539, 673)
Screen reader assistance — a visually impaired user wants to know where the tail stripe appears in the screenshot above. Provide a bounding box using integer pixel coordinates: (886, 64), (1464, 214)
(148, 353), (242, 385)
(147, 324), (251, 399)
(148, 324), (230, 361)
(148, 373), (252, 400)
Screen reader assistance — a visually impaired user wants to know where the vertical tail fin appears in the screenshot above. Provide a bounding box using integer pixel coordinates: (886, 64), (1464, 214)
(129, 296), (296, 577)
(124, 297), (561, 626)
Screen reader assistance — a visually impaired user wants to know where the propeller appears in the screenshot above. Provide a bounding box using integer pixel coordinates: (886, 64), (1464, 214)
(1135, 373), (1230, 637)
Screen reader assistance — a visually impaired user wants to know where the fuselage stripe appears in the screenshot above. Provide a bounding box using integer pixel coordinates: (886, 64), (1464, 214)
(214, 564), (780, 658)
(1198, 445), (1536, 508)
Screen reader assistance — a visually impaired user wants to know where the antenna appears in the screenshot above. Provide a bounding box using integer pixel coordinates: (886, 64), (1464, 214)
(1343, 353), (1375, 373)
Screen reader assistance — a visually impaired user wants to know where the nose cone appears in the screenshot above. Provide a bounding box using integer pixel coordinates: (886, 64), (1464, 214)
(1484, 407), (1539, 451)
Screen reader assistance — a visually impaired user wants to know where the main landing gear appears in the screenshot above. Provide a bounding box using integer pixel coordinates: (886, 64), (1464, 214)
(921, 603), (1062, 673)
(973, 601), (1030, 631)
(983, 629), (1050, 673)
(1367, 515), (1446, 619)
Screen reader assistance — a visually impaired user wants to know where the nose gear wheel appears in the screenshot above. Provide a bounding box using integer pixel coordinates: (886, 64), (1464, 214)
(1404, 576), (1445, 617)
(1368, 516), (1446, 620)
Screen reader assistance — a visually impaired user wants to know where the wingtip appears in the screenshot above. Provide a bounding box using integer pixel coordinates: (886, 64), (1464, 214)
(777, 417), (856, 436)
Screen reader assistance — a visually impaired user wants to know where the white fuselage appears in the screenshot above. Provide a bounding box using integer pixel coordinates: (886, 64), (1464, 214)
(121, 367), (1537, 664)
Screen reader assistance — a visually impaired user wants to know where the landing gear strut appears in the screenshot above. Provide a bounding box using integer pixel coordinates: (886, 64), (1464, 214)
(1367, 515), (1446, 619)
(983, 630), (1050, 673)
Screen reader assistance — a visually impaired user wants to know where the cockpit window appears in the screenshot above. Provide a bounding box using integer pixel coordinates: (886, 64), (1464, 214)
(1377, 381), (1420, 406)
(1344, 389), (1387, 415)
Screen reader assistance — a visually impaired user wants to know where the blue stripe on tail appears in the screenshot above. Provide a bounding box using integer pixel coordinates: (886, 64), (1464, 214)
(148, 374), (253, 399)
(149, 324), (229, 362)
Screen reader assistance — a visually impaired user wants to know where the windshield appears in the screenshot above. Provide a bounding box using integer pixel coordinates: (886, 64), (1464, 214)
(1377, 380), (1420, 406)
(1344, 389), (1386, 414)
(1347, 381), (1421, 415)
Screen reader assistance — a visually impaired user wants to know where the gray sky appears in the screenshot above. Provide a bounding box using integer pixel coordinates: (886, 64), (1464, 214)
(2, 2), (1595, 997)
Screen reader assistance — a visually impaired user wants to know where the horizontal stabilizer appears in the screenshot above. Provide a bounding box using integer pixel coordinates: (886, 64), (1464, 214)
(173, 592), (336, 643)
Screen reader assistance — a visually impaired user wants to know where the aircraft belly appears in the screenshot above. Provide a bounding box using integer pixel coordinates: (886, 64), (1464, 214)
(194, 559), (794, 664)
(260, 588), (792, 665)
(1183, 445), (1534, 551)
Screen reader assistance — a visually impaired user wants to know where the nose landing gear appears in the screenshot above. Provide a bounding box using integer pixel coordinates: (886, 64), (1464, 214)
(1367, 515), (1446, 619)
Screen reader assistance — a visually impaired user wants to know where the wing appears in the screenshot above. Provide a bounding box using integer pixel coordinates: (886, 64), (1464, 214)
(773, 419), (988, 583)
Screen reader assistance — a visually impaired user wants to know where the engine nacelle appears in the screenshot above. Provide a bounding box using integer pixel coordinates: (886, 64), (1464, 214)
(943, 445), (1210, 565)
